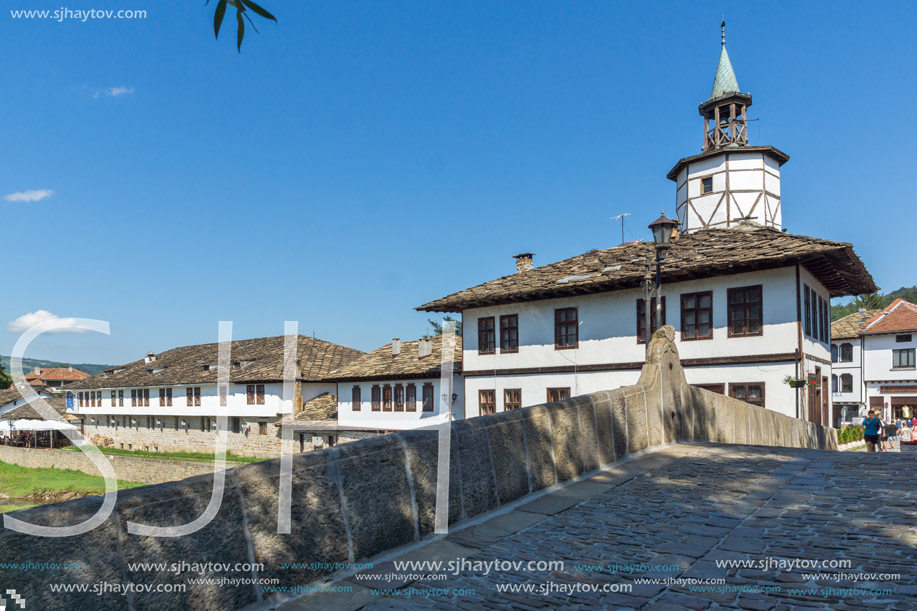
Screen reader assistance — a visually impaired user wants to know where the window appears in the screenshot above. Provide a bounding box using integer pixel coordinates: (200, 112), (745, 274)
(422, 383), (434, 412)
(897, 335), (913, 343)
(554, 308), (578, 349)
(147, 416), (154, 429)
(258, 422), (267, 435)
(406, 384), (416, 412)
(131, 389), (138, 407)
(893, 348), (916, 369)
(111, 391), (116, 407)
(231, 417), (241, 434)
(246, 385), (264, 405)
(188, 387), (195, 406)
(394, 384), (404, 412)
(681, 291), (713, 340)
(500, 314), (519, 353)
(636, 297), (666, 343)
(811, 290), (819, 340)
(701, 176), (713, 194)
(371, 385), (381, 411)
(352, 386), (361, 411)
(219, 386), (228, 407)
(832, 375), (838, 393)
(478, 317), (495, 354)
(118, 390), (124, 407)
(727, 286), (762, 337)
(820, 297), (829, 343)
(77, 392), (82, 408)
(504, 388), (522, 411)
(840, 374), (853, 393)
(383, 385), (392, 411)
(696, 384), (725, 395)
(547, 387), (570, 402)
(479, 390), (495, 416)
(144, 388), (150, 407)
(840, 343), (853, 362)
(804, 286), (812, 336)
(831, 344), (838, 362)
(729, 383), (765, 408)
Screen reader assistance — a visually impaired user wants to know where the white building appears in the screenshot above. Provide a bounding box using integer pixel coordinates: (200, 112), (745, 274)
(65, 335), (363, 457)
(861, 300), (917, 421)
(324, 335), (464, 432)
(416, 32), (876, 425)
(829, 308), (880, 425)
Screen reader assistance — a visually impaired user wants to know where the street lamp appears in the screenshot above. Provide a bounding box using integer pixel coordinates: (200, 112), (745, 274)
(647, 212), (679, 334)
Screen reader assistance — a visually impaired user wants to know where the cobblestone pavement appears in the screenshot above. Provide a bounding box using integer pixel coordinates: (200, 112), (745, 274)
(342, 443), (916, 610)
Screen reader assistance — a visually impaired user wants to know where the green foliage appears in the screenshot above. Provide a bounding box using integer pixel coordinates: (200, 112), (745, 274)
(428, 316), (463, 337)
(0, 361), (11, 390)
(831, 285), (917, 321)
(209, 0), (277, 52)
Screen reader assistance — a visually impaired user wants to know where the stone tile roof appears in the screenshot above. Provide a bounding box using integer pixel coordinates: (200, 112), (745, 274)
(65, 335), (364, 390)
(0, 387), (67, 420)
(323, 335), (462, 382)
(295, 393), (337, 421)
(23, 367), (91, 383)
(831, 309), (882, 340)
(862, 299), (917, 335)
(417, 226), (877, 313)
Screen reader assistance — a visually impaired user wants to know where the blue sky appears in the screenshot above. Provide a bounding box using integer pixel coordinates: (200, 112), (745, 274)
(3, 1), (915, 365)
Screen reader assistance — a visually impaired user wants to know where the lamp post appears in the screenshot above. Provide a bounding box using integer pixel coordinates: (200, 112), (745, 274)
(647, 212), (679, 334)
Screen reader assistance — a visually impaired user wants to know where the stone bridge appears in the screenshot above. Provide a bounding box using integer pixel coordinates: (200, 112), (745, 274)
(4, 327), (913, 610)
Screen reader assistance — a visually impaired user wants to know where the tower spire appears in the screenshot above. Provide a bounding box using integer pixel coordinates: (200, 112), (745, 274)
(721, 19), (726, 46)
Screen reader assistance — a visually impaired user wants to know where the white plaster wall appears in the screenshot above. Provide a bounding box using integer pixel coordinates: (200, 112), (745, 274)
(864, 334), (917, 382)
(70, 382), (291, 418)
(463, 266), (801, 374)
(336, 375), (465, 430)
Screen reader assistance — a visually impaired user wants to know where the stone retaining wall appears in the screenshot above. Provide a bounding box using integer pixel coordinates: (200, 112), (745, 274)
(0, 445), (225, 485)
(0, 327), (836, 610)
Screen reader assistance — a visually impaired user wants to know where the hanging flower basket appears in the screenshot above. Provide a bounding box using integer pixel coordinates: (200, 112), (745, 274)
(783, 375), (810, 388)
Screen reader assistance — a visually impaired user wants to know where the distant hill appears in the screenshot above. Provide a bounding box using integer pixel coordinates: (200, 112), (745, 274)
(831, 285), (917, 321)
(0, 356), (111, 380)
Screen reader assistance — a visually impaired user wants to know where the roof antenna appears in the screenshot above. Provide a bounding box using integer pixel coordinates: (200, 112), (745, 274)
(721, 18), (726, 46)
(611, 212), (631, 245)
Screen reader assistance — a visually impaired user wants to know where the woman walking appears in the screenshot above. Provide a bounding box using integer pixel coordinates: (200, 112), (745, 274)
(862, 410), (882, 452)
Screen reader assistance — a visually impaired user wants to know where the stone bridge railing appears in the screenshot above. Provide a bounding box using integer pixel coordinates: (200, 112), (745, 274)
(0, 326), (835, 610)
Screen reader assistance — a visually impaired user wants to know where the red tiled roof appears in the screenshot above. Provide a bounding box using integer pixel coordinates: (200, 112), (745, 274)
(25, 367), (91, 382)
(862, 299), (917, 335)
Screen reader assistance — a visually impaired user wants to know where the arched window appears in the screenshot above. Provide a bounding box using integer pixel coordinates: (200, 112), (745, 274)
(832, 374), (838, 393)
(840, 374), (853, 393)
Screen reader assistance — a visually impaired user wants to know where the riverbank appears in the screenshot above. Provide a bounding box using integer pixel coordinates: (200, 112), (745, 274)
(0, 461), (144, 513)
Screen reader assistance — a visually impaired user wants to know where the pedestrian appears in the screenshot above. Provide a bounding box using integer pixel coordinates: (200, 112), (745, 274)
(862, 410), (881, 452)
(886, 420), (899, 451)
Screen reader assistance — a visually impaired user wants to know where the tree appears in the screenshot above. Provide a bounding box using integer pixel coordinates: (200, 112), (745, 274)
(428, 316), (463, 337)
(854, 292), (885, 310)
(0, 362), (12, 390)
(209, 0), (276, 52)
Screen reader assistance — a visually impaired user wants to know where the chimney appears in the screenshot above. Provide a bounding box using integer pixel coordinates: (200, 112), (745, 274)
(418, 337), (433, 358)
(33, 367), (41, 375)
(145, 350), (156, 364)
(858, 307), (866, 314)
(68, 366), (73, 372)
(391, 338), (401, 357)
(514, 253), (535, 273)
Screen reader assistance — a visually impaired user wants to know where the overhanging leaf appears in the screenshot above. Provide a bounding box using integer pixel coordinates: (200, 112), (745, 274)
(236, 9), (245, 52)
(213, 0), (228, 39)
(240, 0), (277, 22)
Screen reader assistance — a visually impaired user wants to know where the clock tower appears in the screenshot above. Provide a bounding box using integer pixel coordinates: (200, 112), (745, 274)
(668, 22), (789, 233)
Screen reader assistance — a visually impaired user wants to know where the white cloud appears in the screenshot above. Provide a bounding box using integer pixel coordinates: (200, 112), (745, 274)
(94, 86), (134, 99)
(7, 310), (87, 334)
(4, 189), (55, 203)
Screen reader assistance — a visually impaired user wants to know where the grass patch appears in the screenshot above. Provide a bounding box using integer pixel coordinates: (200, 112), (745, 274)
(0, 461), (144, 501)
(0, 502), (36, 513)
(59, 446), (264, 464)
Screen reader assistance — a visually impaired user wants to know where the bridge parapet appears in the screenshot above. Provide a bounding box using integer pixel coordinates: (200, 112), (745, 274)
(0, 326), (836, 610)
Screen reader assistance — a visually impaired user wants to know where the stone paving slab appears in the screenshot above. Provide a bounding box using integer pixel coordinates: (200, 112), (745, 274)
(279, 442), (917, 610)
